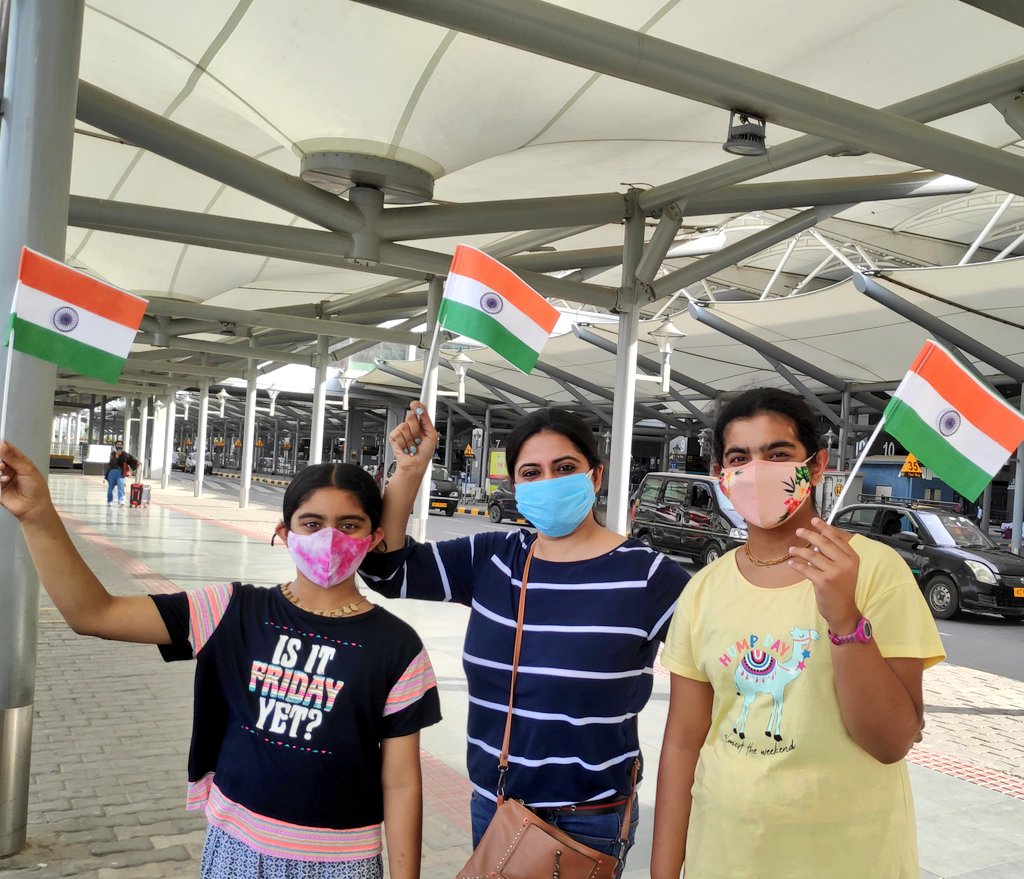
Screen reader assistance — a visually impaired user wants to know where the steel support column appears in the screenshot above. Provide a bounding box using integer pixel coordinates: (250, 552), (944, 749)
(607, 199), (646, 535)
(239, 348), (258, 509)
(195, 379), (210, 498)
(309, 337), (329, 466)
(138, 397), (151, 479)
(160, 389), (175, 490)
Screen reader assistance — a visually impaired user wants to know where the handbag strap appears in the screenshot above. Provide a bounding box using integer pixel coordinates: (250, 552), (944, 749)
(495, 541), (640, 851)
(496, 542), (535, 802)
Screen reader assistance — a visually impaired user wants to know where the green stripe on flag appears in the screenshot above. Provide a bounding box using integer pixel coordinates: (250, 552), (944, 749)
(884, 398), (993, 498)
(10, 316), (127, 383)
(438, 299), (541, 373)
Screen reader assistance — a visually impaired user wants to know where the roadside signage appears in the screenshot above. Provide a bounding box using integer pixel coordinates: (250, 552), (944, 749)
(464, 444), (475, 458)
(900, 453), (923, 478)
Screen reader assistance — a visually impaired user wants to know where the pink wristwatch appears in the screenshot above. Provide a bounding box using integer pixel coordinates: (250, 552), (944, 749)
(828, 617), (873, 646)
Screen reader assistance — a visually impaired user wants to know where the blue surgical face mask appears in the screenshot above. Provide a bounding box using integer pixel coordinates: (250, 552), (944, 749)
(514, 470), (596, 537)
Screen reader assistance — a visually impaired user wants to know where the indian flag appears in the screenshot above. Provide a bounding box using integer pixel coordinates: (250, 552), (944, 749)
(6, 248), (147, 383)
(884, 340), (1024, 499)
(438, 245), (559, 374)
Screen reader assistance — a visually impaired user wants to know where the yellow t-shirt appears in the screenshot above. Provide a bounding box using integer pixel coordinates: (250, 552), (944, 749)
(662, 535), (944, 879)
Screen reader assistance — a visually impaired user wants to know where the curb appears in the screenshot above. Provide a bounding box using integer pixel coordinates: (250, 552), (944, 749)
(459, 506), (528, 525)
(210, 471), (292, 487)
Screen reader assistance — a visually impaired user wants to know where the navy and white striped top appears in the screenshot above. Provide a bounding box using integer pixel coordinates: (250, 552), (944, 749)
(360, 529), (687, 807)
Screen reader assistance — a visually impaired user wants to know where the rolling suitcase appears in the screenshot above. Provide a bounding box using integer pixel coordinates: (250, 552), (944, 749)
(129, 483), (145, 508)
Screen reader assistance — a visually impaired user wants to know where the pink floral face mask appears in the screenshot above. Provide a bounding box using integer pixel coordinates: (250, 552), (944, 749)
(285, 528), (375, 589)
(718, 456), (814, 529)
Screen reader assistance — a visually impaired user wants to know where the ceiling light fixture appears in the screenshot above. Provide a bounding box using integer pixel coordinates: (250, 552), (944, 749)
(723, 111), (768, 157)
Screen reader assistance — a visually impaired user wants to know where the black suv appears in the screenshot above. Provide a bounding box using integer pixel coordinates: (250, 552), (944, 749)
(378, 461), (459, 516)
(832, 501), (1024, 620)
(629, 471), (747, 566)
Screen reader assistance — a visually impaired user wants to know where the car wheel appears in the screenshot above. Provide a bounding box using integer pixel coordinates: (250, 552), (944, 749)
(924, 575), (960, 620)
(444, 505), (456, 517)
(637, 531), (654, 549)
(488, 505), (502, 523)
(700, 543), (722, 567)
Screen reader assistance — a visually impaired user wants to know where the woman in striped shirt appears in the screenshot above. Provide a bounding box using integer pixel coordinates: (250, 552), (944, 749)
(361, 402), (688, 873)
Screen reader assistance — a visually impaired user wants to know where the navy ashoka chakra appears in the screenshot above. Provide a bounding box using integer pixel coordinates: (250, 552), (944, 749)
(479, 291), (503, 315)
(52, 306), (80, 333)
(937, 408), (961, 437)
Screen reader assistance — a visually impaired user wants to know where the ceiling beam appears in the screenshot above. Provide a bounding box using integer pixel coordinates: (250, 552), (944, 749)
(141, 296), (420, 344)
(76, 81), (364, 234)
(640, 57), (1024, 212)
(853, 273), (1024, 383)
(356, 0), (1024, 197)
(957, 1), (1024, 27)
(652, 205), (847, 299)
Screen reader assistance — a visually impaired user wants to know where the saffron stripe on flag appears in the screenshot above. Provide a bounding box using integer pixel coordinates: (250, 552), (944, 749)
(14, 284), (139, 355)
(910, 342), (1024, 452)
(10, 317), (129, 384)
(440, 273), (552, 355)
(18, 249), (147, 328)
(885, 371), (1012, 477)
(883, 399), (993, 500)
(436, 301), (541, 374)
(449, 247), (558, 331)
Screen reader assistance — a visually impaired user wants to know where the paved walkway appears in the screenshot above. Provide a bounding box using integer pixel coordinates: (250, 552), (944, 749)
(1, 473), (1023, 878)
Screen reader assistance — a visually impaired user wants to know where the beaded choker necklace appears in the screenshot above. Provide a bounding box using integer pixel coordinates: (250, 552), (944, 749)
(279, 583), (368, 617)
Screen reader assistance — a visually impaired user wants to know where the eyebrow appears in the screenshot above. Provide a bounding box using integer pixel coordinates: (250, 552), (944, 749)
(724, 440), (798, 456)
(516, 454), (581, 471)
(296, 512), (367, 522)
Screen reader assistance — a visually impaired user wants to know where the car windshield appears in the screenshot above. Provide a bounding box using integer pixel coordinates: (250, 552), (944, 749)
(915, 511), (996, 549)
(432, 465), (451, 480)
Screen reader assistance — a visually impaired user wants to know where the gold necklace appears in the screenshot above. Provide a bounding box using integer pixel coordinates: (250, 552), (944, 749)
(743, 543), (792, 567)
(279, 583), (368, 617)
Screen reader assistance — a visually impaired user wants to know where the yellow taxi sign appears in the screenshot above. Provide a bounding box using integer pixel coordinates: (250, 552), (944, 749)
(900, 453), (922, 478)
(464, 444), (475, 458)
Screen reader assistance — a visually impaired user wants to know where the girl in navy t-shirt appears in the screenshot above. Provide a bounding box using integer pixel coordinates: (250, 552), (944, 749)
(0, 444), (441, 879)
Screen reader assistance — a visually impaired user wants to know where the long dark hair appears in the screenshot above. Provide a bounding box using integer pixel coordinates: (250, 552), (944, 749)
(506, 408), (602, 482)
(713, 388), (823, 464)
(281, 463), (383, 531)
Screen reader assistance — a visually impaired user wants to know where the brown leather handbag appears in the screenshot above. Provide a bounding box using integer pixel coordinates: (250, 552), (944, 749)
(456, 545), (638, 879)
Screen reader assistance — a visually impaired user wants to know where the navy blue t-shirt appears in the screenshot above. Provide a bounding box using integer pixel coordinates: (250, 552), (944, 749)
(152, 583), (441, 831)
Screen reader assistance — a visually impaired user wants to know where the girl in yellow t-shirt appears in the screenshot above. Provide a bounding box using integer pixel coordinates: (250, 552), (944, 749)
(651, 388), (944, 879)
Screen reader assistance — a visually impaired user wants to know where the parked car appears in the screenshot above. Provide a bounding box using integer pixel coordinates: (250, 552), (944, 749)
(377, 460), (459, 516)
(488, 479), (527, 524)
(184, 451), (214, 474)
(832, 501), (1024, 620)
(629, 471), (747, 566)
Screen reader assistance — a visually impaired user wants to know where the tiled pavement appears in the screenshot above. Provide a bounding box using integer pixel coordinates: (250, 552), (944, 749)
(1, 473), (1023, 878)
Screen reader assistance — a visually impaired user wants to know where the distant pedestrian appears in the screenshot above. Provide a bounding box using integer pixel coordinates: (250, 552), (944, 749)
(105, 441), (138, 506)
(1, 442), (441, 879)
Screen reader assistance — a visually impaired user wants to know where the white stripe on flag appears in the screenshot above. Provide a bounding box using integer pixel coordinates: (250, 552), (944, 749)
(898, 371), (1009, 476)
(14, 283), (137, 356)
(444, 274), (549, 354)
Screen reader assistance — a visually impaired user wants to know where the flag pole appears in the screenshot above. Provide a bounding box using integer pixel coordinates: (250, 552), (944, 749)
(0, 328), (15, 443)
(410, 277), (444, 544)
(826, 415), (886, 524)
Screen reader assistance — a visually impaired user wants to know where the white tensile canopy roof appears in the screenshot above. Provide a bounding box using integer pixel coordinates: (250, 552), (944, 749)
(37, 0), (1024, 427)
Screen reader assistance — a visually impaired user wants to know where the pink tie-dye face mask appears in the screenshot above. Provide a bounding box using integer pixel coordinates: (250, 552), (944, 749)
(718, 456), (814, 529)
(285, 528), (375, 589)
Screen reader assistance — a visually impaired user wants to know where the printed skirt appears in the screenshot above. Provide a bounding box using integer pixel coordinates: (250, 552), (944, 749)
(200, 824), (384, 879)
